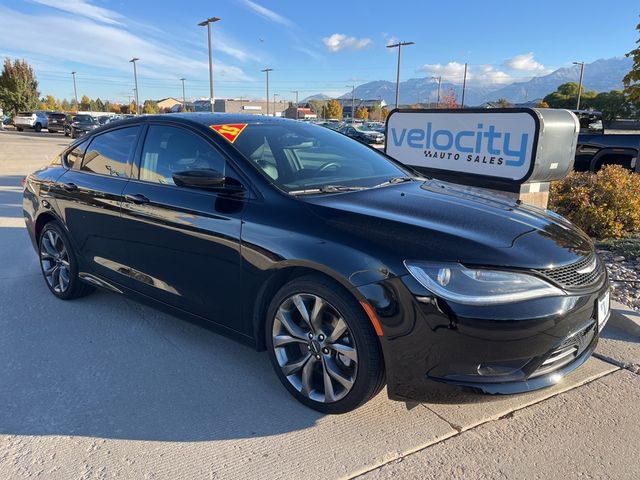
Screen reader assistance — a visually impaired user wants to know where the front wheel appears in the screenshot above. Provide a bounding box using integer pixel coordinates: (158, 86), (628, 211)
(16, 127), (23, 132)
(34, 123), (42, 132)
(38, 222), (94, 300)
(266, 275), (385, 413)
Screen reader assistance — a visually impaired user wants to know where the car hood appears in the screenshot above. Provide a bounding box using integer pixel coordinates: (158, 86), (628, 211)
(301, 179), (593, 270)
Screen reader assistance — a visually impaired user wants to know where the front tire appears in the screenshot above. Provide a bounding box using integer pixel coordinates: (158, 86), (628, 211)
(34, 123), (42, 132)
(38, 221), (94, 300)
(266, 275), (385, 414)
(16, 127), (23, 132)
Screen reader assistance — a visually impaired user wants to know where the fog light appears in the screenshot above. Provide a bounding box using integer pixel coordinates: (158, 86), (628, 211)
(437, 267), (451, 286)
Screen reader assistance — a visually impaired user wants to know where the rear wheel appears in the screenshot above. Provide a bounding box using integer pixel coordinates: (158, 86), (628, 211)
(38, 222), (94, 300)
(266, 275), (385, 413)
(16, 127), (23, 132)
(34, 123), (42, 132)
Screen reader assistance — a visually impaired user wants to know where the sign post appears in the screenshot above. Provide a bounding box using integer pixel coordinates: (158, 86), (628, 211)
(385, 108), (580, 208)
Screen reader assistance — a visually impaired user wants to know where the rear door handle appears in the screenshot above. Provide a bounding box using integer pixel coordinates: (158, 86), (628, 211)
(61, 182), (78, 192)
(124, 193), (150, 205)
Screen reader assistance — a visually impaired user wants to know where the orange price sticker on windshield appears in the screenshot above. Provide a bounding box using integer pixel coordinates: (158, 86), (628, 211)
(210, 123), (248, 143)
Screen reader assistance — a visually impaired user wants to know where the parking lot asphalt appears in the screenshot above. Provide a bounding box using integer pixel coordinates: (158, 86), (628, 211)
(1, 129), (639, 479)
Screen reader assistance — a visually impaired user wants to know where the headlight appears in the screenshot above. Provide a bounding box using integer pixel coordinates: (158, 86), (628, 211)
(404, 261), (564, 305)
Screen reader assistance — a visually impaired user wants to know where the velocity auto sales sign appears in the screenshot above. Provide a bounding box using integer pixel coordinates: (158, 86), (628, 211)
(385, 109), (539, 184)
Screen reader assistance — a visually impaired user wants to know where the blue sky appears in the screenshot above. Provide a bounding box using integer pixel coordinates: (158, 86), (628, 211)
(1, 0), (637, 104)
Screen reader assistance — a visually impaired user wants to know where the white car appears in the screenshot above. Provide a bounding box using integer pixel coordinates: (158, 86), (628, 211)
(14, 111), (48, 132)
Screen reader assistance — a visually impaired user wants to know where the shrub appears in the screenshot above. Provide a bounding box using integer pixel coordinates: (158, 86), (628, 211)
(549, 165), (640, 239)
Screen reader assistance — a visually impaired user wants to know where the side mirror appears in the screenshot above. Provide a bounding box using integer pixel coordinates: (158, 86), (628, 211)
(172, 169), (226, 189)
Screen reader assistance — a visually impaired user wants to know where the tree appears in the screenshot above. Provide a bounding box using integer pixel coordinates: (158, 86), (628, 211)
(536, 100), (550, 108)
(590, 90), (632, 123)
(543, 82), (597, 109)
(80, 95), (91, 111)
(354, 106), (368, 120)
(441, 89), (459, 109)
(40, 94), (58, 111)
(61, 98), (71, 111)
(494, 98), (512, 108)
(108, 103), (122, 114)
(94, 98), (105, 112)
(308, 99), (327, 118)
(325, 99), (342, 119)
(142, 100), (159, 114)
(0, 58), (40, 115)
(623, 18), (640, 105)
(381, 107), (390, 120)
(369, 103), (382, 121)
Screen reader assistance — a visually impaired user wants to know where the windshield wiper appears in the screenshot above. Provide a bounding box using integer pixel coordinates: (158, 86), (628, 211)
(289, 185), (368, 195)
(373, 176), (414, 188)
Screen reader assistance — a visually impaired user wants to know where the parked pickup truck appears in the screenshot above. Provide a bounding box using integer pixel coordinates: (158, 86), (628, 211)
(573, 110), (640, 173)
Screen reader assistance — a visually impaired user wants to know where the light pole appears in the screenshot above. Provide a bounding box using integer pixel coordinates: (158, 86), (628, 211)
(386, 41), (414, 109)
(129, 58), (140, 115)
(431, 76), (442, 108)
(345, 85), (355, 121)
(573, 61), (585, 110)
(261, 68), (273, 115)
(198, 16), (221, 112)
(180, 78), (187, 112)
(460, 62), (468, 108)
(71, 71), (79, 112)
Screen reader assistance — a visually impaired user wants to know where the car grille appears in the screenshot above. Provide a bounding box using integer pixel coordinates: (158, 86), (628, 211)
(530, 322), (596, 378)
(534, 254), (603, 290)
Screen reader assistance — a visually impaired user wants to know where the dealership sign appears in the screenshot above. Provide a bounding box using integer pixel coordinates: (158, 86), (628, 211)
(385, 108), (579, 191)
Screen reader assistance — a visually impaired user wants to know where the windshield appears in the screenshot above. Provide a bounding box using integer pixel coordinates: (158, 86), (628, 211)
(75, 115), (97, 124)
(231, 121), (411, 193)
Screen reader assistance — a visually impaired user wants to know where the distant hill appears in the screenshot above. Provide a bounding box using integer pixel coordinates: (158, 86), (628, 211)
(301, 93), (332, 102)
(334, 56), (632, 106)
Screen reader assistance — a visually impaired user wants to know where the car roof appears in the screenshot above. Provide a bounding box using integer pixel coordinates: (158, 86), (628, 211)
(123, 112), (300, 127)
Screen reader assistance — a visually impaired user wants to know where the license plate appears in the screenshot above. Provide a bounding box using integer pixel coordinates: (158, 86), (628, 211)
(597, 291), (610, 332)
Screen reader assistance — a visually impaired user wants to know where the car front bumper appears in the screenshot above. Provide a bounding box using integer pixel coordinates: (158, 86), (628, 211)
(355, 272), (609, 402)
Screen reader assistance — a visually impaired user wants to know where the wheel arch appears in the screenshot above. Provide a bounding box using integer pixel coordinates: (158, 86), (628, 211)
(589, 148), (638, 172)
(251, 263), (372, 351)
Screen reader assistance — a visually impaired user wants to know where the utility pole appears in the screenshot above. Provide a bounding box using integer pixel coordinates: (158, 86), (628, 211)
(70, 71), (79, 112)
(198, 16), (221, 112)
(386, 41), (415, 109)
(129, 58), (140, 115)
(573, 61), (585, 110)
(461, 62), (468, 108)
(180, 78), (187, 112)
(261, 68), (273, 115)
(431, 76), (442, 108)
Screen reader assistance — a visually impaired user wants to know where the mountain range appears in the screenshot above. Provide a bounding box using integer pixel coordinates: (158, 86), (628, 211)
(302, 57), (632, 106)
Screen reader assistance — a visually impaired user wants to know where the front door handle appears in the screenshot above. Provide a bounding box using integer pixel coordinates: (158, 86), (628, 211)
(61, 182), (78, 192)
(124, 193), (150, 205)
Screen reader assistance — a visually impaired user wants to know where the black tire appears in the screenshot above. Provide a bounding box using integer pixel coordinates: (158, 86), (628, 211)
(38, 221), (94, 300)
(265, 275), (385, 414)
(34, 123), (42, 132)
(64, 129), (70, 137)
(16, 127), (23, 132)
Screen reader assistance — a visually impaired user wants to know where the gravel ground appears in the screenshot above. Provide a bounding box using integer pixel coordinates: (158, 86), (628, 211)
(598, 248), (640, 311)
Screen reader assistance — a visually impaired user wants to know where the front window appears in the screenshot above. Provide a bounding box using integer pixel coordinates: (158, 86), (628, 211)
(232, 122), (409, 193)
(81, 126), (140, 177)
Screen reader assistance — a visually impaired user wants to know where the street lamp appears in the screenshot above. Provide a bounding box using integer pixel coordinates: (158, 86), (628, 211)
(261, 68), (273, 115)
(198, 16), (221, 112)
(386, 41), (414, 109)
(346, 85), (355, 121)
(461, 62), (468, 108)
(71, 71), (79, 112)
(573, 61), (585, 110)
(129, 58), (140, 115)
(431, 76), (442, 108)
(180, 78), (187, 112)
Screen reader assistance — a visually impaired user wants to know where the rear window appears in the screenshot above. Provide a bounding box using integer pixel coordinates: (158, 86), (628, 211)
(65, 140), (89, 169)
(82, 126), (140, 177)
(49, 113), (66, 119)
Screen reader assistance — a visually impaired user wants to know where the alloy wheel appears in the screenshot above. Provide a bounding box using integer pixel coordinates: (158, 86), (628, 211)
(272, 293), (358, 403)
(40, 229), (71, 294)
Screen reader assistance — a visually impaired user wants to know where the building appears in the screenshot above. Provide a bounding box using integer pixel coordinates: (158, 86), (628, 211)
(284, 107), (318, 120)
(157, 97), (182, 111)
(337, 98), (387, 119)
(213, 98), (288, 116)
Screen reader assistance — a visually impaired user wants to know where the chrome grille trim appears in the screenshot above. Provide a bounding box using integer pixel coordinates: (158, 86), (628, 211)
(534, 254), (603, 290)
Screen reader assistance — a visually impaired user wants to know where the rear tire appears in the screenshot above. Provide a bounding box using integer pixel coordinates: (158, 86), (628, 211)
(265, 275), (385, 414)
(38, 221), (94, 300)
(34, 123), (42, 132)
(16, 127), (23, 132)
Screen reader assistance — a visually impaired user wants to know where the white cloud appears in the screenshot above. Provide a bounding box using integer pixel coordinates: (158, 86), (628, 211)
(505, 52), (548, 72)
(416, 62), (468, 79)
(0, 5), (250, 82)
(240, 0), (292, 26)
(322, 33), (372, 52)
(32, 0), (123, 25)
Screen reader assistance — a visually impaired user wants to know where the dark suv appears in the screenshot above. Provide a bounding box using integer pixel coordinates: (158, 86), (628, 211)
(47, 112), (67, 133)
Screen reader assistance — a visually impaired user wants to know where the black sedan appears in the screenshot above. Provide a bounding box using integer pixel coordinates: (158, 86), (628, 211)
(23, 113), (610, 413)
(340, 124), (385, 144)
(70, 114), (99, 138)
